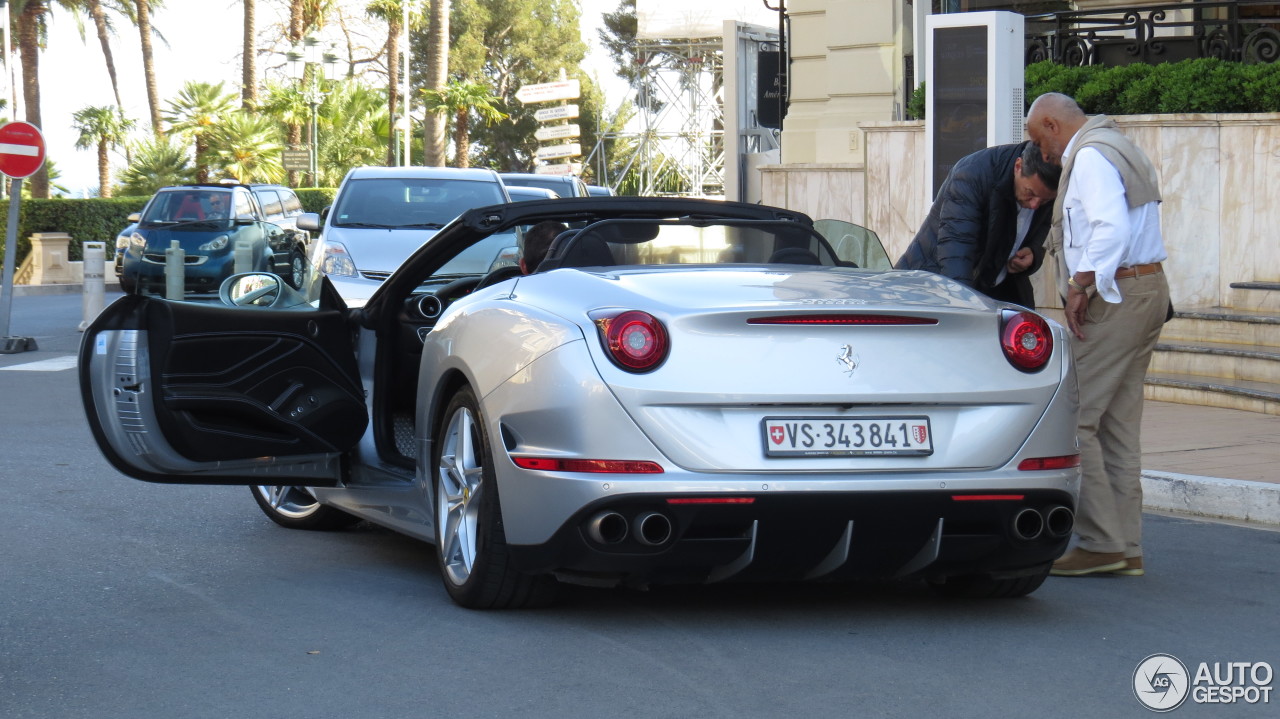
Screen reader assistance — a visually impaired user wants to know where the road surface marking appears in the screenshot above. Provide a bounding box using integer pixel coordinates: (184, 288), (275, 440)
(0, 356), (78, 371)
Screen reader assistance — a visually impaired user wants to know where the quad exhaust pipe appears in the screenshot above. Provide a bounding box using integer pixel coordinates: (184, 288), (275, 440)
(586, 511), (628, 544)
(585, 510), (675, 547)
(633, 512), (673, 546)
(1045, 505), (1074, 538)
(1011, 505), (1074, 541)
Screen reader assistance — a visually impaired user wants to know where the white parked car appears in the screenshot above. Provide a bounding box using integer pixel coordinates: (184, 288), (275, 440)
(298, 166), (512, 304)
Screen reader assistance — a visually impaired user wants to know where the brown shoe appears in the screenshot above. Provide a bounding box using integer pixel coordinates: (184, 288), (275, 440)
(1110, 557), (1144, 576)
(1050, 548), (1127, 576)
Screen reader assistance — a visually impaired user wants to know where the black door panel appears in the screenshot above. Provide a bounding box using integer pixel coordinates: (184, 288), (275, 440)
(79, 294), (368, 485)
(143, 300), (367, 461)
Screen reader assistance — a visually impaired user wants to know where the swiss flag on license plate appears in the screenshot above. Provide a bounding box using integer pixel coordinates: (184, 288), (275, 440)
(768, 424), (785, 445)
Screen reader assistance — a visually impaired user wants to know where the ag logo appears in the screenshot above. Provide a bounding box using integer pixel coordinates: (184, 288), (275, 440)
(1134, 653), (1190, 712)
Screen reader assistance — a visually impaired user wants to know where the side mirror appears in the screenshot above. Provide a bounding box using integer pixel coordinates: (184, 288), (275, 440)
(220, 272), (282, 307)
(127, 212), (141, 223)
(297, 212), (321, 232)
(234, 213), (256, 225)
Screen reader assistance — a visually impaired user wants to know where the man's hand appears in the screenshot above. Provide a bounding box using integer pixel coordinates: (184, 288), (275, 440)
(1065, 286), (1088, 340)
(1007, 247), (1033, 274)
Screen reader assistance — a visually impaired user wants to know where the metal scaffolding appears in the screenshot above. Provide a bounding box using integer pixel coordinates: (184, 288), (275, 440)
(586, 37), (726, 198)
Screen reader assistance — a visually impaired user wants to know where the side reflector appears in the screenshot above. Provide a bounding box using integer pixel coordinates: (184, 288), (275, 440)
(665, 497), (756, 505)
(951, 494), (1026, 501)
(1018, 454), (1082, 471)
(512, 457), (664, 474)
(748, 314), (938, 326)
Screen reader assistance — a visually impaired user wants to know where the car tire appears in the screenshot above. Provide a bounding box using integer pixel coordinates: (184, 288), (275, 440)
(434, 386), (558, 609)
(288, 249), (307, 289)
(928, 563), (1051, 599)
(250, 485), (362, 530)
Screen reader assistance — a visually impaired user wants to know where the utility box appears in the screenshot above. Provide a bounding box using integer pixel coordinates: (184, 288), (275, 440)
(924, 11), (1024, 203)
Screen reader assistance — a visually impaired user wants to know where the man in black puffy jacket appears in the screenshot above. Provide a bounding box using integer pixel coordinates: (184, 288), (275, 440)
(895, 141), (1061, 307)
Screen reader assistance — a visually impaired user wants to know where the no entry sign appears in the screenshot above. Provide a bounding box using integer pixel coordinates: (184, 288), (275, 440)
(0, 122), (47, 179)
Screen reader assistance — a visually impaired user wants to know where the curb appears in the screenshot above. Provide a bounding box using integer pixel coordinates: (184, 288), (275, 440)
(1142, 470), (1280, 527)
(9, 282), (121, 297)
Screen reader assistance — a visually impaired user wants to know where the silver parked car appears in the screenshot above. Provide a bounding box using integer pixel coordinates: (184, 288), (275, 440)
(79, 197), (1079, 609)
(299, 166), (512, 304)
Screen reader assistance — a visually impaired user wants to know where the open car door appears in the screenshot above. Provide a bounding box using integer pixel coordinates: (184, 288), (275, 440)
(79, 290), (367, 486)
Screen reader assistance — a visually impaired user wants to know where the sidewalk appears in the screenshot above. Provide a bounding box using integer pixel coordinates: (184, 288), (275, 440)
(1140, 400), (1280, 526)
(5, 284), (1278, 527)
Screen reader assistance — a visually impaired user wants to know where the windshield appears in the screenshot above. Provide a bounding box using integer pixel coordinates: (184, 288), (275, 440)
(331, 178), (506, 229)
(141, 189), (237, 226)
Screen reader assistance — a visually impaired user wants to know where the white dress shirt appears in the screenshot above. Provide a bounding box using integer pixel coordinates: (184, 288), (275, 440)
(1060, 134), (1166, 303)
(995, 206), (1034, 286)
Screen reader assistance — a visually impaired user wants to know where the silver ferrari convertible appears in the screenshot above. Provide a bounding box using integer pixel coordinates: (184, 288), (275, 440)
(79, 197), (1080, 608)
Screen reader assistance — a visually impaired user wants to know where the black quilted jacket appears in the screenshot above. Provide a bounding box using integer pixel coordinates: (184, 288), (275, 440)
(895, 141), (1050, 307)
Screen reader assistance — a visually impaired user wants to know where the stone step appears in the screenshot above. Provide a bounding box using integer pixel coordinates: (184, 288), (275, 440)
(1144, 372), (1280, 416)
(1228, 281), (1280, 313)
(1161, 307), (1280, 348)
(1151, 340), (1280, 385)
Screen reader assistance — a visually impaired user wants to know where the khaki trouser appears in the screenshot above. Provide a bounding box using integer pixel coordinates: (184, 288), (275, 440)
(1071, 271), (1170, 556)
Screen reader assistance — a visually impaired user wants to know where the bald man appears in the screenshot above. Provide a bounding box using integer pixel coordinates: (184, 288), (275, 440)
(1026, 92), (1169, 578)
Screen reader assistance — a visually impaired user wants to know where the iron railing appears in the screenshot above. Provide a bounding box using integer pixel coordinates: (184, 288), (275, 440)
(1025, 0), (1280, 66)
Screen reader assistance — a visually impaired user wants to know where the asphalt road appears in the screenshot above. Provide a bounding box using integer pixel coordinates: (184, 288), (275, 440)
(2, 292), (1278, 718)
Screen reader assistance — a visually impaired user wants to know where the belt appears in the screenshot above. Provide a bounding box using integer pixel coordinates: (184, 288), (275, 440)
(1114, 262), (1163, 279)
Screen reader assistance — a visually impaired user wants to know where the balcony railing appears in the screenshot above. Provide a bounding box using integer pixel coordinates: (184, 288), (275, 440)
(1025, 0), (1280, 66)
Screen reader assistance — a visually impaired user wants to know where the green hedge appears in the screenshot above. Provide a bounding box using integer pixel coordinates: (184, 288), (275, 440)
(0, 196), (148, 266)
(1030, 58), (1280, 114)
(909, 58), (1280, 119)
(297, 188), (338, 214)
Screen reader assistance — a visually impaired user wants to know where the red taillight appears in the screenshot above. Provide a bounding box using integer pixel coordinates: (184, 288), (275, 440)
(1000, 310), (1053, 371)
(665, 497), (756, 505)
(590, 309), (669, 372)
(512, 457), (664, 474)
(748, 314), (937, 326)
(951, 494), (1026, 501)
(1018, 454), (1081, 471)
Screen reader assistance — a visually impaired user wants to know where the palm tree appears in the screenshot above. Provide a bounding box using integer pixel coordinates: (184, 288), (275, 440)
(72, 105), (134, 198)
(164, 81), (237, 183)
(422, 0), (449, 166)
(118, 136), (195, 196)
(14, 0), (80, 197)
(212, 112), (285, 183)
(315, 80), (388, 185)
(242, 0), (258, 109)
(132, 0), (164, 136)
(421, 80), (507, 168)
(366, 0), (420, 165)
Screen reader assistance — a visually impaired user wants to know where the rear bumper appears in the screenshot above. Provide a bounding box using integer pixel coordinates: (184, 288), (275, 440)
(507, 488), (1075, 586)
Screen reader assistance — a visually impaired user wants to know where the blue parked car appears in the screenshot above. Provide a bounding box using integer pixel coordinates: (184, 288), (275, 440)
(118, 185), (296, 294)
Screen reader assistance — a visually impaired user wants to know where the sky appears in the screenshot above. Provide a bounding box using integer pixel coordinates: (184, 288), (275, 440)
(29, 0), (623, 197)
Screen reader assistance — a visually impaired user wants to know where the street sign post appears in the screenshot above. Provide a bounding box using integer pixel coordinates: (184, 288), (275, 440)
(515, 79), (581, 105)
(534, 124), (581, 142)
(533, 105), (580, 123)
(281, 149), (310, 172)
(0, 121), (47, 353)
(535, 143), (582, 162)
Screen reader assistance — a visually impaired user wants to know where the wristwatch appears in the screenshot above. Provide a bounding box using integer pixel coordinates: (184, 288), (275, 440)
(1067, 276), (1092, 292)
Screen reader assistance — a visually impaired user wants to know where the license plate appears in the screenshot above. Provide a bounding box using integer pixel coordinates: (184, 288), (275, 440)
(762, 417), (933, 457)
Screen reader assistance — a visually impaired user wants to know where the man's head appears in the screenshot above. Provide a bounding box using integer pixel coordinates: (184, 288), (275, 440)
(1013, 142), (1061, 210)
(207, 193), (231, 216)
(1025, 92), (1087, 165)
(519, 220), (568, 273)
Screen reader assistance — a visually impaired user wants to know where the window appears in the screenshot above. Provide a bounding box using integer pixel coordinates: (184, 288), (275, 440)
(256, 189), (283, 218)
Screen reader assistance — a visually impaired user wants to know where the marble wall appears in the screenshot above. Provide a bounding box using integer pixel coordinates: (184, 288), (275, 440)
(760, 114), (1280, 310)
